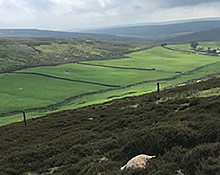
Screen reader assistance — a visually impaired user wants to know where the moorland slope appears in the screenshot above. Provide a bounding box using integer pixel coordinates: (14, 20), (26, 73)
(0, 29), (144, 42)
(0, 76), (219, 175)
(0, 38), (149, 73)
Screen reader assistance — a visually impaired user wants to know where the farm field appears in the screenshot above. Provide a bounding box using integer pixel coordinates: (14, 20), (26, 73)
(1, 44), (220, 125)
(169, 41), (220, 51)
(20, 63), (176, 86)
(87, 46), (220, 72)
(199, 41), (220, 49)
(0, 73), (107, 114)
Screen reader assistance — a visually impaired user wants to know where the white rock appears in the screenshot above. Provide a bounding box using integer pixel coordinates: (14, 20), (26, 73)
(120, 154), (156, 170)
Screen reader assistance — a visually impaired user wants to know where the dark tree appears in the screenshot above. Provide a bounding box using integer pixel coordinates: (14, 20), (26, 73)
(190, 41), (199, 49)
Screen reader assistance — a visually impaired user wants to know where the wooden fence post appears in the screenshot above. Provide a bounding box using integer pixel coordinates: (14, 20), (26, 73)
(157, 82), (160, 95)
(22, 110), (27, 125)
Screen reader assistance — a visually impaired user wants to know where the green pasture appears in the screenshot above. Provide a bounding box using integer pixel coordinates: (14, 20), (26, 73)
(60, 60), (220, 111)
(3, 59), (220, 126)
(21, 63), (176, 86)
(170, 41), (220, 50)
(169, 43), (192, 50)
(1, 44), (220, 126)
(87, 47), (220, 72)
(0, 73), (106, 114)
(199, 42), (220, 49)
(0, 81), (158, 126)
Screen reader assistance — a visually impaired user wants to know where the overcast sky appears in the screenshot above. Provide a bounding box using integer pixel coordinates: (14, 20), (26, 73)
(0, 0), (220, 31)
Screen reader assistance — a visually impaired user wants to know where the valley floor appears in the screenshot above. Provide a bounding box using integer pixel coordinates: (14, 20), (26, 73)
(1, 43), (220, 125)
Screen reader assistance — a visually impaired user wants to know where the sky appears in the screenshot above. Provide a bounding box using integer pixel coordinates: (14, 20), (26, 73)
(0, 0), (220, 31)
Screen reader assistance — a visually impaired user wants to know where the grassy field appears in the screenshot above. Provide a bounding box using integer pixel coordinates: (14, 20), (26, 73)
(21, 63), (176, 86)
(170, 41), (220, 51)
(199, 41), (220, 49)
(0, 44), (220, 125)
(87, 47), (220, 72)
(0, 73), (106, 114)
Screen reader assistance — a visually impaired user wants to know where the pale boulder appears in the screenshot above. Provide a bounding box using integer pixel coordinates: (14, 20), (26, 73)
(120, 154), (156, 170)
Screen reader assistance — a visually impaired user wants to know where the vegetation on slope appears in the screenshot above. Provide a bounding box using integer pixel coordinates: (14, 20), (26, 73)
(87, 46), (220, 72)
(0, 77), (219, 175)
(0, 29), (145, 42)
(0, 38), (148, 73)
(0, 73), (107, 115)
(1, 45), (220, 125)
(168, 28), (220, 42)
(168, 41), (220, 56)
(86, 20), (220, 41)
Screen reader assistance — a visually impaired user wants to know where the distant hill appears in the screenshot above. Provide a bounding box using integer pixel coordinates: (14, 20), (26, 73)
(167, 28), (220, 42)
(74, 17), (220, 32)
(84, 20), (220, 41)
(0, 29), (144, 42)
(2, 19), (220, 42)
(0, 38), (147, 73)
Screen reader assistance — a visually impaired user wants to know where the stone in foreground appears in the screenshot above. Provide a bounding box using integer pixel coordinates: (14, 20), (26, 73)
(120, 154), (156, 170)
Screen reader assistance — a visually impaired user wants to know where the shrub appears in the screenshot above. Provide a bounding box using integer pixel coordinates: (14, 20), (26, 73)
(183, 143), (220, 175)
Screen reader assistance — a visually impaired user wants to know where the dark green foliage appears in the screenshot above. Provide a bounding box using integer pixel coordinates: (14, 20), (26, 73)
(183, 143), (220, 175)
(190, 41), (199, 49)
(0, 77), (220, 175)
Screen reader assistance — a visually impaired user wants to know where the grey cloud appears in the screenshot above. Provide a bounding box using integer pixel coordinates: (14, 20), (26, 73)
(0, 0), (220, 30)
(133, 5), (143, 11)
(0, 0), (54, 11)
(158, 0), (220, 8)
(25, 0), (55, 10)
(71, 0), (126, 14)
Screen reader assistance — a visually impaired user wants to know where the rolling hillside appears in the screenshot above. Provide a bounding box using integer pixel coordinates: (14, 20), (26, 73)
(85, 20), (220, 41)
(2, 20), (220, 42)
(0, 38), (148, 73)
(167, 28), (220, 42)
(0, 19), (220, 42)
(0, 76), (219, 175)
(1, 42), (220, 126)
(0, 29), (145, 42)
